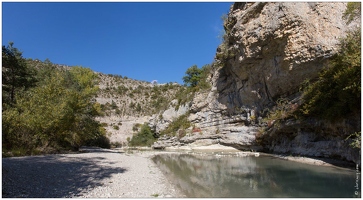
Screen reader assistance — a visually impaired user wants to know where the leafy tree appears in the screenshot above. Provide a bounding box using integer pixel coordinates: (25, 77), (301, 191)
(183, 65), (202, 87)
(2, 42), (36, 106)
(182, 64), (211, 89)
(2, 62), (107, 154)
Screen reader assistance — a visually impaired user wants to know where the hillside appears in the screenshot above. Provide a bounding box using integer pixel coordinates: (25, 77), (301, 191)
(26, 59), (185, 146)
(94, 73), (183, 146)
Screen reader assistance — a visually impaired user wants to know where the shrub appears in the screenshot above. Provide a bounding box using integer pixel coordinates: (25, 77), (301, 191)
(161, 113), (191, 136)
(301, 28), (361, 121)
(132, 123), (141, 132)
(129, 123), (157, 147)
(265, 98), (298, 122)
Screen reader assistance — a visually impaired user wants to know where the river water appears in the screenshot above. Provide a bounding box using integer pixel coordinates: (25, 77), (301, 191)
(152, 152), (360, 198)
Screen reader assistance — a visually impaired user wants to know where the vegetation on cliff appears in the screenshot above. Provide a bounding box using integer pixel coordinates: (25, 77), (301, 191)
(261, 2), (361, 149)
(301, 28), (361, 121)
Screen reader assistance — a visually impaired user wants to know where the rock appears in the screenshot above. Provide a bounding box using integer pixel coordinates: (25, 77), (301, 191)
(215, 2), (351, 113)
(149, 100), (189, 134)
(259, 117), (361, 164)
(149, 2), (359, 164)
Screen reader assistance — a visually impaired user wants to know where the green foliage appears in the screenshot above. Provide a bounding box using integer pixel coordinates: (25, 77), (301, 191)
(177, 64), (212, 110)
(174, 87), (195, 111)
(2, 42), (36, 106)
(265, 98), (298, 122)
(198, 64), (212, 90)
(182, 65), (202, 87)
(346, 132), (361, 149)
(132, 123), (141, 132)
(111, 100), (118, 109)
(135, 103), (142, 112)
(129, 123), (157, 147)
(343, 2), (361, 24)
(84, 127), (111, 149)
(2, 58), (109, 155)
(301, 28), (361, 121)
(151, 95), (168, 112)
(160, 113), (191, 136)
(182, 64), (212, 90)
(216, 12), (238, 65)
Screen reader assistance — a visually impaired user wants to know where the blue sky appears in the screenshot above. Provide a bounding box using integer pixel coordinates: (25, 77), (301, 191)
(2, 2), (232, 84)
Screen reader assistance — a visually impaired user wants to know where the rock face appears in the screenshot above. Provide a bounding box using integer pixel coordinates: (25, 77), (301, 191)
(215, 2), (349, 113)
(95, 73), (183, 145)
(149, 99), (189, 134)
(151, 2), (360, 164)
(258, 116), (361, 164)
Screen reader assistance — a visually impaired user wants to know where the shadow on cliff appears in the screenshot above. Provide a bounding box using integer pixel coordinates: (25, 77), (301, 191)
(2, 152), (126, 198)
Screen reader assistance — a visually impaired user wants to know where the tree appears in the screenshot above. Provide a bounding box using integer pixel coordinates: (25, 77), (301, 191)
(2, 64), (106, 154)
(182, 65), (202, 87)
(2, 42), (36, 106)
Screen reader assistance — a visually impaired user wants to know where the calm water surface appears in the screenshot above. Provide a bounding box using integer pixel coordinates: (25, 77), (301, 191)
(152, 152), (359, 198)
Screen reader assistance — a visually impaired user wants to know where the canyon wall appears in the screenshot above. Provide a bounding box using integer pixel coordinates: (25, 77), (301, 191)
(152, 2), (360, 164)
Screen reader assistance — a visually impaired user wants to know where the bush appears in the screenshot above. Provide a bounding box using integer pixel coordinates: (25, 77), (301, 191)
(161, 113), (191, 136)
(132, 123), (141, 132)
(129, 123), (157, 147)
(301, 28), (361, 121)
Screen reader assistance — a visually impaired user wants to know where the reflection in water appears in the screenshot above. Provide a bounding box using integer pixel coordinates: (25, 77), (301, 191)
(152, 153), (358, 198)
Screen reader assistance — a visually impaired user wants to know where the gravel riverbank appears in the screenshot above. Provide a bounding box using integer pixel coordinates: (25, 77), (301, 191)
(3, 145), (355, 198)
(2, 147), (184, 198)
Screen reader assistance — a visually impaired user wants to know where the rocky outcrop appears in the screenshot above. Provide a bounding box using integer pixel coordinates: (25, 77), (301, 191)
(149, 99), (189, 134)
(95, 73), (183, 145)
(258, 116), (361, 164)
(215, 2), (350, 113)
(151, 2), (360, 164)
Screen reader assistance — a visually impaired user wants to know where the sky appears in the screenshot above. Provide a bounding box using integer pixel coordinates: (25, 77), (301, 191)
(2, 2), (232, 84)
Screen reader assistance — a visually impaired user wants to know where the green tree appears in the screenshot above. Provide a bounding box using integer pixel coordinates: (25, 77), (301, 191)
(182, 65), (202, 87)
(2, 42), (36, 106)
(2, 64), (107, 154)
(182, 64), (211, 90)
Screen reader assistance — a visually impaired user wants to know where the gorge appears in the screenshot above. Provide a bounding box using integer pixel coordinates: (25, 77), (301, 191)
(2, 2), (360, 164)
(147, 2), (361, 164)
(2, 2), (361, 198)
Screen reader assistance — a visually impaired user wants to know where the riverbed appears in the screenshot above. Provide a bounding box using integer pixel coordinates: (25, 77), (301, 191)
(152, 150), (360, 198)
(2, 146), (360, 198)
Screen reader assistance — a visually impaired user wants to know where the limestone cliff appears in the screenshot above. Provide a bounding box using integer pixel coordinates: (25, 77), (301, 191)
(215, 2), (349, 113)
(95, 73), (183, 146)
(152, 2), (360, 164)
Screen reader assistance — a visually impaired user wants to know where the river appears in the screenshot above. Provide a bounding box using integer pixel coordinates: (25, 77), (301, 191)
(152, 152), (360, 198)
